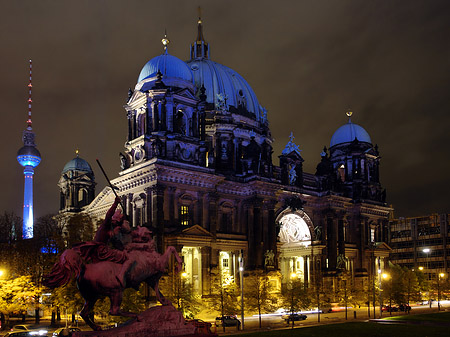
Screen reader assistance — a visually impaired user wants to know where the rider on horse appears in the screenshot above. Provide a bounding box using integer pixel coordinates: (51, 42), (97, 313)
(72, 196), (132, 286)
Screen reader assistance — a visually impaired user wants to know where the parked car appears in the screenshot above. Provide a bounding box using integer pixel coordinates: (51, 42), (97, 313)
(10, 325), (33, 332)
(284, 313), (307, 323)
(215, 315), (241, 327)
(52, 327), (81, 336)
(185, 319), (214, 335)
(3, 332), (34, 337)
(10, 324), (48, 336)
(381, 305), (399, 312)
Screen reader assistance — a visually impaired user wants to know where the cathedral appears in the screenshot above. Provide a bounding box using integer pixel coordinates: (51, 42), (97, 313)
(58, 17), (392, 297)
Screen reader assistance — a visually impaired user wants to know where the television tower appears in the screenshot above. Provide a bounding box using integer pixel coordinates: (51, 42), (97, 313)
(17, 60), (41, 239)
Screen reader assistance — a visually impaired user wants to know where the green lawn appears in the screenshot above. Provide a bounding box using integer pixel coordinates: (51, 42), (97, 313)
(383, 311), (450, 322)
(233, 321), (450, 337)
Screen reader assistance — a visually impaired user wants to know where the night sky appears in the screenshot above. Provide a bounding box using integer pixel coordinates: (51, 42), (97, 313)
(1, 0), (449, 220)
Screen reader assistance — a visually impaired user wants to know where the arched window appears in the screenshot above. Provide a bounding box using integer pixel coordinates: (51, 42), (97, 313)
(338, 164), (346, 182)
(78, 188), (88, 205)
(175, 110), (187, 135)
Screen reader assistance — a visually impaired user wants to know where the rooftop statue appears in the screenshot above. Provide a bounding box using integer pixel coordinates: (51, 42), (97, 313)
(43, 197), (183, 331)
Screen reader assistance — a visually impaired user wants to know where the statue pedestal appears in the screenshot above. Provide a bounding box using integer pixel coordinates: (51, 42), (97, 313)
(72, 305), (215, 337)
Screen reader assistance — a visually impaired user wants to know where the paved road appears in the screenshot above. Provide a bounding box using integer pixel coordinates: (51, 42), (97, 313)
(212, 302), (450, 335)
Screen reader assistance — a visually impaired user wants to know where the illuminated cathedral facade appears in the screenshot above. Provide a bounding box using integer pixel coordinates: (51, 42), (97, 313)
(59, 18), (392, 296)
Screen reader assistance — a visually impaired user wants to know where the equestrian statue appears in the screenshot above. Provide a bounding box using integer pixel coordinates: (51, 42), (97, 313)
(43, 197), (183, 331)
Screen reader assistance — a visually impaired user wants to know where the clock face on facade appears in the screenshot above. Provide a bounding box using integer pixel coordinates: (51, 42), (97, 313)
(278, 213), (311, 246)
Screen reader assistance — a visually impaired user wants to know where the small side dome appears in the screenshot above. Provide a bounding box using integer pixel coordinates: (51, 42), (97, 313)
(62, 155), (93, 174)
(138, 52), (194, 83)
(330, 120), (372, 148)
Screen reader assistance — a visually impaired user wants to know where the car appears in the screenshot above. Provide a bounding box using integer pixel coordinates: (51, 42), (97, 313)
(9, 324), (48, 336)
(52, 327), (81, 337)
(3, 332), (34, 337)
(381, 305), (399, 312)
(284, 313), (307, 323)
(10, 325), (33, 332)
(185, 319), (214, 335)
(215, 315), (241, 327)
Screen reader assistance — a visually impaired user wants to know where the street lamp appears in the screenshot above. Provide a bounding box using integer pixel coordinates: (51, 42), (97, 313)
(238, 253), (244, 331)
(423, 248), (431, 307)
(423, 248), (430, 279)
(379, 271), (390, 318)
(438, 273), (445, 311)
(289, 272), (297, 329)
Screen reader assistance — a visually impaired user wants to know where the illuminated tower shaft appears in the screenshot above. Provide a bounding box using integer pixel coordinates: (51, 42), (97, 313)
(22, 166), (36, 238)
(17, 60), (41, 239)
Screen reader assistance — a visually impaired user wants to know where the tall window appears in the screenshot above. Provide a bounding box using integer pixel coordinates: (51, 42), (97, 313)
(180, 205), (190, 226)
(222, 258), (229, 268)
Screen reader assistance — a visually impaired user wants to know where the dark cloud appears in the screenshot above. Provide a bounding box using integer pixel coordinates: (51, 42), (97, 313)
(1, 0), (449, 219)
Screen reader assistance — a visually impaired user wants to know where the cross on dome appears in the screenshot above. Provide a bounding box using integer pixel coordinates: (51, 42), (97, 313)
(161, 31), (170, 52)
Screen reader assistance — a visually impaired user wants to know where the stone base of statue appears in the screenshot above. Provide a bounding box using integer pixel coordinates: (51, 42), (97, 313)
(72, 305), (217, 337)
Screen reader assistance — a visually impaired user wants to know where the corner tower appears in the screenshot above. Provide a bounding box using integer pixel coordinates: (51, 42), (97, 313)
(17, 60), (41, 239)
(316, 111), (385, 203)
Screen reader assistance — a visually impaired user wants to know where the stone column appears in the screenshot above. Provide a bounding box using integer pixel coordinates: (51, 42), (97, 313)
(201, 246), (211, 296)
(146, 99), (153, 135)
(126, 193), (133, 226)
(165, 97), (174, 132)
(327, 215), (337, 270)
(207, 192), (218, 235)
(196, 191), (204, 227)
(151, 185), (165, 252)
(167, 186), (176, 225)
(304, 256), (309, 287)
(145, 187), (152, 227)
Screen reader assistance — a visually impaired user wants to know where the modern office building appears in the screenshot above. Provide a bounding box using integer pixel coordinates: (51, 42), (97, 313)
(389, 214), (449, 278)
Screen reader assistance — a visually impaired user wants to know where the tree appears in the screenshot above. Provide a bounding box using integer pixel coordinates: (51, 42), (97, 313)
(65, 213), (95, 247)
(0, 212), (22, 243)
(48, 279), (84, 326)
(0, 276), (41, 327)
(245, 270), (278, 328)
(207, 267), (239, 331)
(280, 277), (310, 328)
(159, 271), (202, 319)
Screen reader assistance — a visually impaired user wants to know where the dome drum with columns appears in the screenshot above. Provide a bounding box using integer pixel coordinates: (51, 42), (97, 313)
(60, 16), (393, 301)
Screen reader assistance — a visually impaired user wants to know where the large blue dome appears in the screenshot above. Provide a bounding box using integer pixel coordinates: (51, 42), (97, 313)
(62, 156), (93, 174)
(138, 51), (193, 83)
(330, 120), (372, 148)
(186, 58), (262, 120)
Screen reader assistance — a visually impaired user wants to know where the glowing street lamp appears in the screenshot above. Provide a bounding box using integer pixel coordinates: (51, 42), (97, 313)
(437, 273), (445, 311)
(422, 248), (431, 307)
(379, 272), (390, 318)
(423, 248), (430, 279)
(238, 253), (244, 331)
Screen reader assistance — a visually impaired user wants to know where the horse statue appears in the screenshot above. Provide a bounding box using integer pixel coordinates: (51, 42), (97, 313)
(43, 226), (182, 331)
